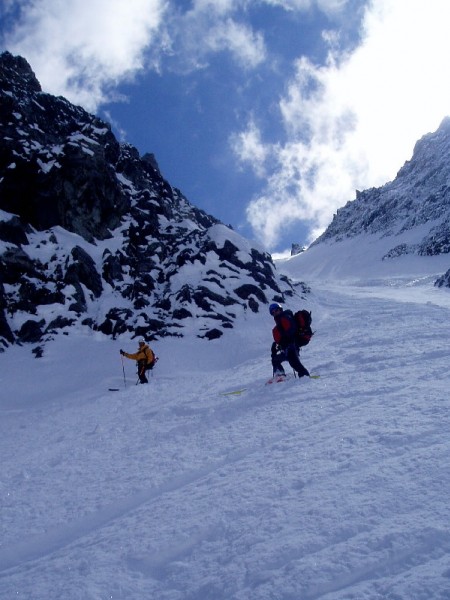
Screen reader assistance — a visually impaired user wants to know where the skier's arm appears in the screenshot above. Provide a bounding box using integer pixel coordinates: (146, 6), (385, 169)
(120, 350), (142, 360)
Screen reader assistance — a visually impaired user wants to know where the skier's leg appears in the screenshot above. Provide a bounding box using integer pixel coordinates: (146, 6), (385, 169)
(137, 361), (149, 383)
(271, 343), (286, 376)
(286, 344), (310, 377)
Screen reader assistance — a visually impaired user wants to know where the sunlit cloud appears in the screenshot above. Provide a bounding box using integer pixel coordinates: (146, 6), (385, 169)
(2, 0), (167, 111)
(236, 0), (450, 248)
(1, 0), (270, 109)
(1, 0), (351, 114)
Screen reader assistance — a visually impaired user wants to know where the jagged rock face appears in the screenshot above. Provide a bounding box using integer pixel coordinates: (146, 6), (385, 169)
(291, 243), (305, 256)
(0, 51), (128, 241)
(312, 117), (450, 286)
(0, 52), (295, 349)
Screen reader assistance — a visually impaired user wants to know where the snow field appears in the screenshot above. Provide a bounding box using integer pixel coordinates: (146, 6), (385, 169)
(1, 277), (450, 599)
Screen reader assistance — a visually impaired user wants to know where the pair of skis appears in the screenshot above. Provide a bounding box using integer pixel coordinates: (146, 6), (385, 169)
(265, 373), (320, 385)
(219, 373), (320, 396)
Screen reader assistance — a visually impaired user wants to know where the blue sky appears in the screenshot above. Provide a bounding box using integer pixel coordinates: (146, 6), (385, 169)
(1, 1), (450, 254)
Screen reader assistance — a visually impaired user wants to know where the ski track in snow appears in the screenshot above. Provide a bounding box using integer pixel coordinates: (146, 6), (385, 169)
(1, 280), (450, 599)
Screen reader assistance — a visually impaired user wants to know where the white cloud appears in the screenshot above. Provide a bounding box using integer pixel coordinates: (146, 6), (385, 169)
(3, 0), (167, 111)
(2, 0), (271, 107)
(206, 19), (266, 69)
(260, 0), (347, 15)
(238, 0), (450, 248)
(2, 0), (350, 113)
(168, 1), (267, 73)
(166, 0), (350, 74)
(231, 120), (270, 177)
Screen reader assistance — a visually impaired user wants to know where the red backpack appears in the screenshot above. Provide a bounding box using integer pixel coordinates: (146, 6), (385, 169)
(294, 310), (313, 347)
(272, 309), (313, 348)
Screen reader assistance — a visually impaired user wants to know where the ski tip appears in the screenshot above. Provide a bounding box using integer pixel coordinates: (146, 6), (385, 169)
(108, 388), (121, 391)
(220, 388), (247, 396)
(309, 375), (320, 379)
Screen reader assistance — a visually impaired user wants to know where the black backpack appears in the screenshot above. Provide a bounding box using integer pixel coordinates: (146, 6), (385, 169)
(294, 310), (313, 347)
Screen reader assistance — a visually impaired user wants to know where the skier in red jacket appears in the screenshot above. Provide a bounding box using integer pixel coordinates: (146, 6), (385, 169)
(269, 303), (310, 378)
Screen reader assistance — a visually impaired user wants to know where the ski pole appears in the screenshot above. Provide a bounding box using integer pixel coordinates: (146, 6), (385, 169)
(121, 355), (126, 388)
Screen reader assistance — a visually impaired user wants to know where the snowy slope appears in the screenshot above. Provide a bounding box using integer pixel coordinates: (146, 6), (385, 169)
(1, 242), (450, 600)
(281, 229), (450, 286)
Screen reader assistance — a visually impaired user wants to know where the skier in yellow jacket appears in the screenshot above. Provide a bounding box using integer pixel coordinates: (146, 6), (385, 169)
(120, 339), (156, 384)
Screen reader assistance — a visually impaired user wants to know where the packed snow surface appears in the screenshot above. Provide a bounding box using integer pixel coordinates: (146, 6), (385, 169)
(1, 242), (450, 600)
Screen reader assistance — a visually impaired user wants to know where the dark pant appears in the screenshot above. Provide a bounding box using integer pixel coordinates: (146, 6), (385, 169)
(271, 343), (310, 378)
(137, 360), (148, 384)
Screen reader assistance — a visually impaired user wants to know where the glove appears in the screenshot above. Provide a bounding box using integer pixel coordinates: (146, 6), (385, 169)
(120, 349), (124, 355)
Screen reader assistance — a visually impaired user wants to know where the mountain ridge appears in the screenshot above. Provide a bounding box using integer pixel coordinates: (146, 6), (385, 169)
(304, 116), (450, 285)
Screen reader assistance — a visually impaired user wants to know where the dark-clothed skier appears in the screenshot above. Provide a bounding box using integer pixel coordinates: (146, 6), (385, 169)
(269, 303), (310, 379)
